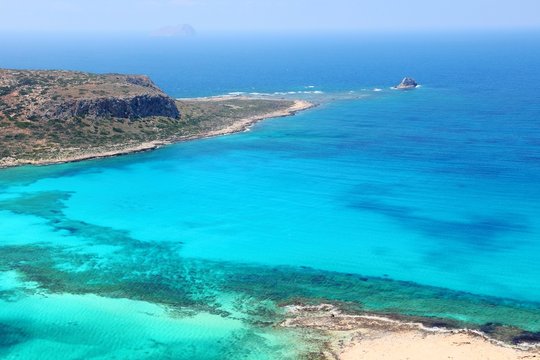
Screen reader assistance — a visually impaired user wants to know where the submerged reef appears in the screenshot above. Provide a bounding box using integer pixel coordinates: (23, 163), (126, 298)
(0, 190), (539, 356)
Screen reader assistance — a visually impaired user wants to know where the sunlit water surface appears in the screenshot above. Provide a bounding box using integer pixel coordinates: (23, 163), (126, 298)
(0, 32), (540, 358)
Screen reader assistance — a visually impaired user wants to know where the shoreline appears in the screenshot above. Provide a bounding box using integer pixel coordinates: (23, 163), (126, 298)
(281, 304), (540, 360)
(0, 98), (315, 169)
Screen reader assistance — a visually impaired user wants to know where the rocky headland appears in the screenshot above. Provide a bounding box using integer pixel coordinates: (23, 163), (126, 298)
(0, 69), (313, 167)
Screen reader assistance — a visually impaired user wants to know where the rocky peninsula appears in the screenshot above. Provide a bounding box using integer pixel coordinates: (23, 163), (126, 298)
(0, 69), (313, 167)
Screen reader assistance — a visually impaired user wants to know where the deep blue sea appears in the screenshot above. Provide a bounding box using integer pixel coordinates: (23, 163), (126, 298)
(0, 32), (540, 358)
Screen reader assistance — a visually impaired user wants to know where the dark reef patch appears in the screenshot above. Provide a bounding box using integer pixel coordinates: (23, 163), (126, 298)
(512, 331), (540, 345)
(348, 199), (529, 251)
(0, 323), (28, 349)
(1, 238), (540, 343)
(0, 191), (72, 219)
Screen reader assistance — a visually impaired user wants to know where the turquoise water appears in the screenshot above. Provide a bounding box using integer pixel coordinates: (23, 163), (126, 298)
(1, 33), (540, 358)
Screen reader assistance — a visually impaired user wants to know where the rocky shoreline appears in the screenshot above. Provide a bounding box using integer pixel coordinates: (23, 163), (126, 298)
(280, 304), (540, 360)
(0, 98), (314, 168)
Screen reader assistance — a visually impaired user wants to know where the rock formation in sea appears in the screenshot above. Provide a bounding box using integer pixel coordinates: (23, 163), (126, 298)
(396, 77), (418, 89)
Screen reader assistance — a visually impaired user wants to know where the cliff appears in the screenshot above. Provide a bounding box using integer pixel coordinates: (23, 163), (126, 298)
(50, 94), (179, 119)
(0, 69), (180, 120)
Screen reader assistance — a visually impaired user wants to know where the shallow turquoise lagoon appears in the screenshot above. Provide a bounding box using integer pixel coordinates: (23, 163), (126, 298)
(1, 33), (540, 358)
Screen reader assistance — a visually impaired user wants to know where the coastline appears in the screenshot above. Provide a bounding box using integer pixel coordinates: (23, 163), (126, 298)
(0, 98), (314, 169)
(197, 98), (314, 137)
(281, 304), (540, 360)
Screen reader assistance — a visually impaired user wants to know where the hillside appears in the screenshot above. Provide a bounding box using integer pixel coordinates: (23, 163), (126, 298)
(0, 69), (310, 167)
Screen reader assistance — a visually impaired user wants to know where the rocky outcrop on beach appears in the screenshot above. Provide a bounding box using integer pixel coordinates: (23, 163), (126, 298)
(396, 77), (418, 89)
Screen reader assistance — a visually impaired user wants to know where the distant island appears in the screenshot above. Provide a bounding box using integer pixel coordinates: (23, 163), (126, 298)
(0, 69), (313, 167)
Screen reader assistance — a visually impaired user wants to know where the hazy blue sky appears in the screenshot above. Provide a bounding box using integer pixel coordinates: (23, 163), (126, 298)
(1, 0), (539, 33)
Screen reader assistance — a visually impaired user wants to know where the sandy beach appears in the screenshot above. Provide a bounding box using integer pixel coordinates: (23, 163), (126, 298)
(281, 304), (540, 360)
(338, 331), (537, 360)
(0, 98), (314, 168)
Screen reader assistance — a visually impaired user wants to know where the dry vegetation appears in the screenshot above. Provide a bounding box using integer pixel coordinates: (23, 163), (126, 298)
(0, 69), (298, 166)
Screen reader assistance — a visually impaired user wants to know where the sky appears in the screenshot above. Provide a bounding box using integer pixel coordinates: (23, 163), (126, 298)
(1, 0), (539, 34)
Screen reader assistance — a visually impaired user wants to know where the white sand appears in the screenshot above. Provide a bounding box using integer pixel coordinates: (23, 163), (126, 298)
(339, 330), (534, 360)
(281, 304), (539, 360)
